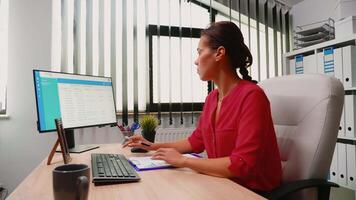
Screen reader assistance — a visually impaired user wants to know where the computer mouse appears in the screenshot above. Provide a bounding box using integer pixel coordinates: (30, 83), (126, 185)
(131, 147), (148, 153)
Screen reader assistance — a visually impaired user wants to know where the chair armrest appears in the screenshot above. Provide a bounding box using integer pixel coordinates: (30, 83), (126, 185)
(263, 179), (339, 200)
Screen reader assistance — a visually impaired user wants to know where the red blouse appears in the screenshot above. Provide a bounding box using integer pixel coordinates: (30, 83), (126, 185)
(188, 80), (282, 191)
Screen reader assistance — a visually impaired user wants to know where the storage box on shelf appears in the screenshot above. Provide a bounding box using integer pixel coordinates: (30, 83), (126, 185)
(335, 16), (356, 39)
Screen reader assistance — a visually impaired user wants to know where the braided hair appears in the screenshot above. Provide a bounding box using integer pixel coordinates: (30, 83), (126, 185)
(201, 21), (257, 84)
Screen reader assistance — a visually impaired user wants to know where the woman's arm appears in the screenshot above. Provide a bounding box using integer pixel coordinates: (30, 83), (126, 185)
(123, 135), (193, 153)
(150, 139), (193, 153)
(183, 156), (235, 178)
(152, 148), (235, 178)
(126, 136), (235, 178)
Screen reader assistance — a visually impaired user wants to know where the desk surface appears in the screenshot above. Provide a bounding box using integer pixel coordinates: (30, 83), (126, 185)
(8, 144), (265, 200)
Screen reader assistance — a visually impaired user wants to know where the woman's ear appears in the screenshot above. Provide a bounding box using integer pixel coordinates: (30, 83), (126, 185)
(215, 46), (226, 62)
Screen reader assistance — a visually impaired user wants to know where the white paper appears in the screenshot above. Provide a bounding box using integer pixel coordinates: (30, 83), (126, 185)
(129, 154), (197, 170)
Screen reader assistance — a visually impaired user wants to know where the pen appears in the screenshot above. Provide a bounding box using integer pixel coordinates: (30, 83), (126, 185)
(117, 123), (125, 131)
(130, 122), (140, 132)
(141, 142), (151, 147)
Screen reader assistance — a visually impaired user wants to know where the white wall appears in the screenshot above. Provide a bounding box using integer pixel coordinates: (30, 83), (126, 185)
(0, 1), (125, 193)
(0, 0), (118, 194)
(0, 0), (55, 193)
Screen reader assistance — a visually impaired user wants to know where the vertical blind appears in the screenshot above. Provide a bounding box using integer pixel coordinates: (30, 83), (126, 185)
(0, 0), (8, 114)
(52, 0), (291, 125)
(210, 0), (291, 80)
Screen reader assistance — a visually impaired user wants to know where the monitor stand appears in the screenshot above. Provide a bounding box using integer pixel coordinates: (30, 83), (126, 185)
(56, 129), (99, 153)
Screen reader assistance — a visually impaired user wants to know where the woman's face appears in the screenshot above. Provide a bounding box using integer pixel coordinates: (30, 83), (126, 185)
(194, 36), (220, 81)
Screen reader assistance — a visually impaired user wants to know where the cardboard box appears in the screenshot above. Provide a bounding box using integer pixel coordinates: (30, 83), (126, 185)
(335, 16), (356, 39)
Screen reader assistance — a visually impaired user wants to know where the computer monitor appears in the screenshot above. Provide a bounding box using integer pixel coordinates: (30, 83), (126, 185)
(33, 70), (117, 153)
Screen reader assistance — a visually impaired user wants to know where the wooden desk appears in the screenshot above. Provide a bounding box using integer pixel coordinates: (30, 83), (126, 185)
(8, 144), (265, 200)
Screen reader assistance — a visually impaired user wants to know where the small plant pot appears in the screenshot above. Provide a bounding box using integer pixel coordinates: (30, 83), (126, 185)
(142, 130), (156, 143)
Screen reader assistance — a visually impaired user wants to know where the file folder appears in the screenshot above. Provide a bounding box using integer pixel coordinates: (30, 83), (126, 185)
(295, 55), (303, 74)
(293, 54), (317, 74)
(317, 52), (324, 75)
(345, 94), (356, 138)
(128, 154), (200, 171)
(334, 48), (344, 83)
(342, 45), (356, 88)
(289, 58), (296, 75)
(317, 47), (343, 82)
(303, 54), (317, 74)
(330, 144), (338, 182)
(338, 104), (345, 137)
(337, 143), (347, 186)
(346, 144), (356, 189)
(317, 47), (335, 76)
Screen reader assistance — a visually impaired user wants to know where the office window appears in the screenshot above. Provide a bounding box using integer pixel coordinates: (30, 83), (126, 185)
(147, 0), (210, 112)
(53, 0), (291, 124)
(0, 0), (9, 114)
(215, 13), (281, 81)
(214, 0), (287, 81)
(149, 26), (206, 112)
(52, 0), (210, 123)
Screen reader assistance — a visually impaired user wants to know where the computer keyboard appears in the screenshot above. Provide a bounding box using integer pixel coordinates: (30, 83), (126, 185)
(91, 153), (140, 184)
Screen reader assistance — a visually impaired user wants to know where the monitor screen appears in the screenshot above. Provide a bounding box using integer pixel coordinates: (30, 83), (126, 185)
(33, 70), (117, 132)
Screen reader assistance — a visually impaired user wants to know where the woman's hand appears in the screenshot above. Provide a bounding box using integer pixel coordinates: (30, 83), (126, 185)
(152, 148), (188, 167)
(122, 134), (154, 150)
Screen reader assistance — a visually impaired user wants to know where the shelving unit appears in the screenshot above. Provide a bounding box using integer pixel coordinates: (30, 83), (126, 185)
(345, 87), (356, 91)
(338, 136), (356, 142)
(283, 34), (356, 193)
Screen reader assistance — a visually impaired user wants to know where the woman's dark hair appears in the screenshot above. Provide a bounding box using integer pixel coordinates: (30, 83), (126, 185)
(201, 21), (257, 83)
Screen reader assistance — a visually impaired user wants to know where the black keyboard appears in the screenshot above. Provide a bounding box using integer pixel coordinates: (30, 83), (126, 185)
(91, 153), (140, 184)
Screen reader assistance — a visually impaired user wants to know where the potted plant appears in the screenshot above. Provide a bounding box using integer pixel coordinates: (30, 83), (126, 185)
(140, 115), (159, 143)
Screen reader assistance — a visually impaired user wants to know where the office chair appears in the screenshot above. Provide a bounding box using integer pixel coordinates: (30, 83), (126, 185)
(258, 74), (344, 200)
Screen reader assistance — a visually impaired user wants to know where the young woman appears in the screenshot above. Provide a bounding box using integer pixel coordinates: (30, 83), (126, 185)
(124, 21), (282, 192)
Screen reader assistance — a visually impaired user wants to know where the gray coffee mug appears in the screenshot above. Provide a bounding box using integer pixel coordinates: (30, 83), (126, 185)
(53, 164), (90, 200)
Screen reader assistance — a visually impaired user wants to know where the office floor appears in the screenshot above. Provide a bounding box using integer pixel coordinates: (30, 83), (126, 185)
(330, 187), (356, 200)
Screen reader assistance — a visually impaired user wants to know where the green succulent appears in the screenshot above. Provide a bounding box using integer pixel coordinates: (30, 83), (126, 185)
(139, 115), (159, 133)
